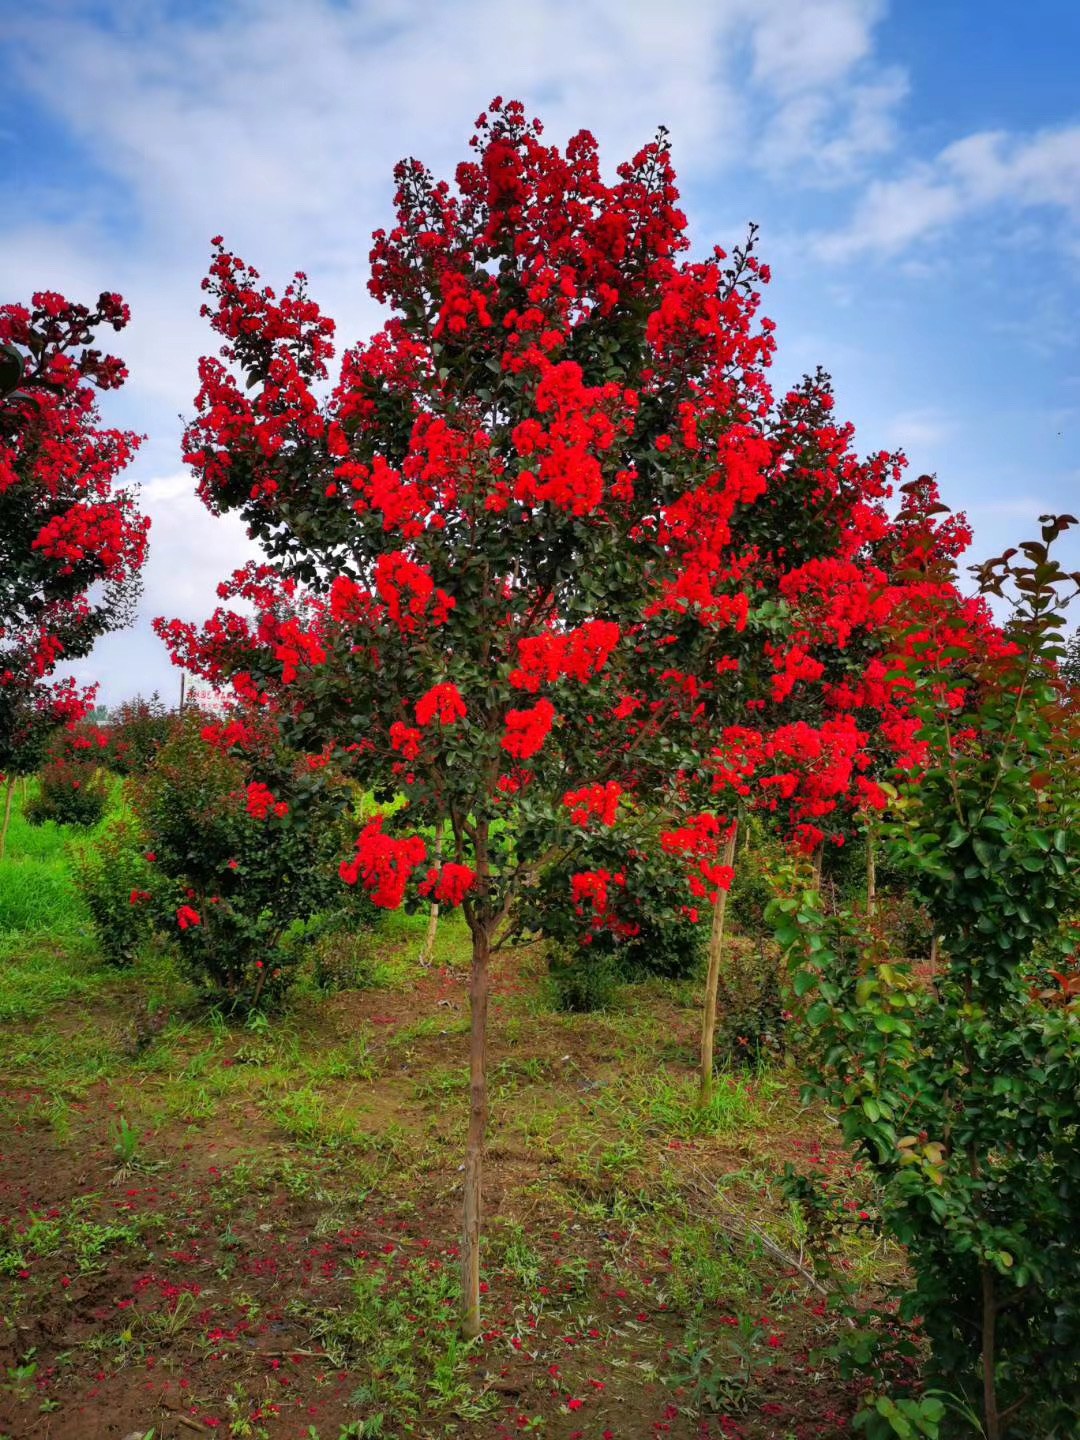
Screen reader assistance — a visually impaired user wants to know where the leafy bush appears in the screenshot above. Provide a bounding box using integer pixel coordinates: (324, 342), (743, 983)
(71, 818), (154, 966)
(547, 941), (622, 1013)
(771, 522), (1080, 1437)
(106, 693), (174, 775)
(299, 911), (387, 992)
(712, 937), (789, 1068)
(130, 713), (356, 1008)
(24, 757), (109, 827)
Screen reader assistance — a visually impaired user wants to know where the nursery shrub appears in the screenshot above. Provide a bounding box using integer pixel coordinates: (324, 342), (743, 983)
(71, 817), (154, 966)
(130, 714), (354, 1007)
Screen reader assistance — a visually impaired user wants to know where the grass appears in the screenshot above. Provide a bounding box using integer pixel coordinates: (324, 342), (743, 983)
(0, 777), (116, 935)
(373, 904), (473, 969)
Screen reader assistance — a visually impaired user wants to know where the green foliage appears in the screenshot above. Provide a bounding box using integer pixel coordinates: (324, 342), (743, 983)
(302, 915), (389, 992)
(712, 937), (789, 1068)
(0, 853), (86, 939)
(71, 816), (154, 965)
(106, 692), (174, 775)
(25, 755), (108, 827)
(853, 1392), (947, 1439)
(297, 1252), (491, 1428)
(770, 519), (1080, 1437)
(546, 940), (622, 1012)
(130, 714), (356, 1008)
(728, 821), (784, 940)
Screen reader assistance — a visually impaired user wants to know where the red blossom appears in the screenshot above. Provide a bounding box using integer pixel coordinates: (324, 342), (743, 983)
(418, 862), (476, 907)
(415, 682), (467, 726)
(245, 781), (288, 820)
(501, 699), (556, 759)
(339, 816), (427, 908)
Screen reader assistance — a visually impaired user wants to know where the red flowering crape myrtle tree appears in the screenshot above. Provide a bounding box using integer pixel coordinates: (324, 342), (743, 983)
(634, 369), (992, 1104)
(163, 99), (955, 1333)
(0, 290), (149, 807)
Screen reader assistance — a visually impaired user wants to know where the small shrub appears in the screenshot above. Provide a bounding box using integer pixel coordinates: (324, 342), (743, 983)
(24, 758), (108, 827)
(547, 942), (621, 1013)
(130, 713), (356, 1008)
(106, 693), (174, 775)
(71, 818), (153, 966)
(302, 914), (386, 992)
(529, 829), (707, 987)
(712, 938), (789, 1068)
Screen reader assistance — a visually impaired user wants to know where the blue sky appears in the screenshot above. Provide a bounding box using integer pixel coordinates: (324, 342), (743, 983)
(2, 0), (1078, 705)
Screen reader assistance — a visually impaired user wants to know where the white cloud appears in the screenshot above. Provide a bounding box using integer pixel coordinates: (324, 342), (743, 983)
(880, 408), (956, 453)
(818, 124), (1080, 260)
(748, 0), (883, 95)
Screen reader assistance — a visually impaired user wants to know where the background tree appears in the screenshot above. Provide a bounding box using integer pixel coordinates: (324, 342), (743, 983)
(0, 288), (149, 827)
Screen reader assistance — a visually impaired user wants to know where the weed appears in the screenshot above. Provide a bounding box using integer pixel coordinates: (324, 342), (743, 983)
(113, 1113), (140, 1166)
(5, 1352), (37, 1402)
(270, 1087), (361, 1149)
(140, 1289), (198, 1341)
(301, 1252), (495, 1429)
(412, 1066), (467, 1101)
(627, 1071), (772, 1139)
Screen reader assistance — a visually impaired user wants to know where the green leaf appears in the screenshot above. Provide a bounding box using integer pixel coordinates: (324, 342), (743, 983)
(793, 968), (818, 997)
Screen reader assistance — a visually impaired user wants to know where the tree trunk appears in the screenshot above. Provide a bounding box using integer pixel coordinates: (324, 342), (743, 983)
(419, 820), (444, 966)
(865, 816), (877, 917)
(698, 823), (739, 1110)
(461, 919), (491, 1337)
(812, 842), (824, 891)
(929, 933), (939, 973)
(981, 1265), (1001, 1440)
(0, 775), (14, 863)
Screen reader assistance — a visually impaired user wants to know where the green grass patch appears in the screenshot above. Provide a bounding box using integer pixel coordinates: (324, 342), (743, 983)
(0, 937), (104, 1023)
(375, 906), (473, 969)
(0, 777), (104, 950)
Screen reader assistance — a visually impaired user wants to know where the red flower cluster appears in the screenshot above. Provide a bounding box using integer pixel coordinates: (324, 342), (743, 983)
(509, 621), (621, 692)
(32, 499), (147, 579)
(375, 553), (455, 633)
(201, 717), (260, 751)
(176, 905), (201, 930)
(390, 721), (423, 760)
(418, 862), (476, 907)
(563, 781), (621, 826)
(434, 270), (495, 338)
(415, 682), (467, 727)
(570, 868), (626, 918)
(510, 363), (634, 517)
(501, 699), (556, 759)
(245, 782), (288, 820)
(339, 816), (427, 908)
